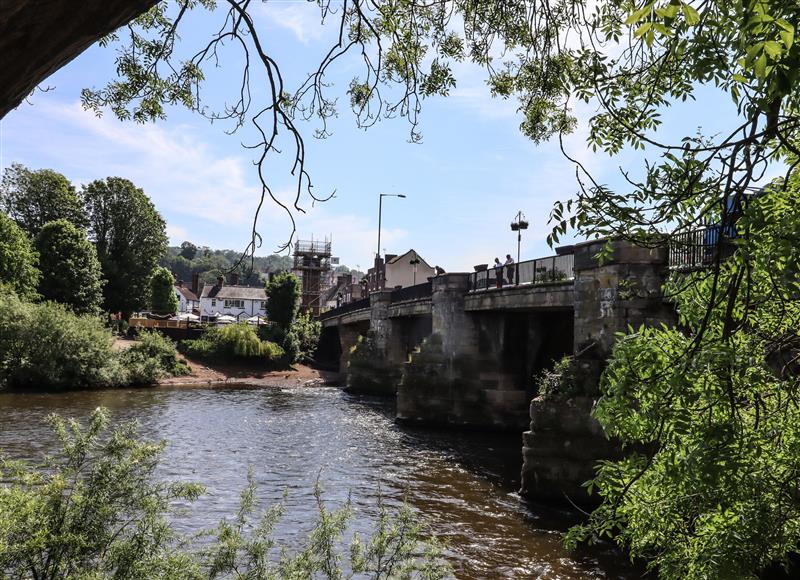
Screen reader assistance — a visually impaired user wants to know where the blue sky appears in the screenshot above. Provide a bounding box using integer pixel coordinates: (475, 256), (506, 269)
(0, 1), (766, 272)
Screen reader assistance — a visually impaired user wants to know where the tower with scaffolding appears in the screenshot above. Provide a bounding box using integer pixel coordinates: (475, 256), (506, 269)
(292, 236), (333, 315)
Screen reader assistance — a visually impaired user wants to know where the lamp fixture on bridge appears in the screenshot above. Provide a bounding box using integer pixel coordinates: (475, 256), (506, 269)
(510, 211), (529, 285)
(409, 256), (421, 285)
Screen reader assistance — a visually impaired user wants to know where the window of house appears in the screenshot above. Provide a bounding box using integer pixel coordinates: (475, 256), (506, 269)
(224, 299), (244, 309)
(260, 301), (267, 310)
(211, 299), (216, 307)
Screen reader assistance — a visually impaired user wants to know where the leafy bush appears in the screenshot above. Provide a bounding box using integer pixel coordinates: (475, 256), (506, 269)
(0, 295), (121, 390)
(0, 295), (189, 390)
(265, 271), (300, 330)
(535, 355), (578, 397)
(0, 409), (451, 578)
(121, 330), (189, 385)
(218, 323), (264, 357)
(290, 310), (321, 361)
(181, 324), (284, 363)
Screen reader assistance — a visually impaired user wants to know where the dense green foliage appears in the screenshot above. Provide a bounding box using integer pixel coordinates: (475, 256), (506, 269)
(0, 295), (121, 390)
(0, 164), (86, 237)
(121, 330), (190, 385)
(265, 272), (300, 330)
(84, 177), (167, 318)
(0, 212), (39, 300)
(35, 219), (104, 315)
(535, 356), (580, 397)
(181, 323), (285, 363)
(179, 240), (198, 260)
(566, 182), (800, 578)
(0, 408), (450, 579)
(160, 245), (294, 287)
(149, 266), (179, 314)
(291, 311), (322, 363)
(0, 294), (188, 390)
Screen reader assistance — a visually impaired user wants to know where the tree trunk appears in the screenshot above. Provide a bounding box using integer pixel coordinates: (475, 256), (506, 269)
(0, 0), (158, 119)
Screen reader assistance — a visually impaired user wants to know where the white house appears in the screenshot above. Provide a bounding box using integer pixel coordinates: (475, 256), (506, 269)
(384, 249), (436, 289)
(199, 277), (268, 321)
(174, 283), (199, 313)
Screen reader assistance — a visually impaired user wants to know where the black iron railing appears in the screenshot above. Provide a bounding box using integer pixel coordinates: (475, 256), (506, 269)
(317, 297), (370, 320)
(390, 281), (432, 303)
(468, 253), (575, 292)
(668, 226), (735, 271)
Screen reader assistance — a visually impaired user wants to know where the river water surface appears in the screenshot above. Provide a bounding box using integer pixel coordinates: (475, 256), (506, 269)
(0, 385), (636, 579)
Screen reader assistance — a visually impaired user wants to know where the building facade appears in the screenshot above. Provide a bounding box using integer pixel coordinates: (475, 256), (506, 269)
(199, 277), (268, 321)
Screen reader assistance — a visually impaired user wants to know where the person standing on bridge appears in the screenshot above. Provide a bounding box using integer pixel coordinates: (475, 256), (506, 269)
(494, 257), (503, 288)
(504, 254), (515, 285)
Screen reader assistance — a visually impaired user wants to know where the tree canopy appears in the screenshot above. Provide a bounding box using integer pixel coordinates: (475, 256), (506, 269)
(265, 272), (300, 331)
(150, 266), (178, 314)
(35, 219), (105, 315)
(83, 177), (167, 317)
(0, 164), (86, 238)
(0, 212), (40, 300)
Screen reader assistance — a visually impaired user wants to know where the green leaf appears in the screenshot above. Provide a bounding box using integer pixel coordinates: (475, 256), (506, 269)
(755, 52), (767, 79)
(635, 22), (653, 38)
(681, 3), (700, 25)
(763, 40), (782, 59)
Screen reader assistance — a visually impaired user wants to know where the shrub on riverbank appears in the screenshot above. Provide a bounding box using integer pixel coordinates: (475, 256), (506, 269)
(120, 330), (190, 385)
(0, 408), (451, 578)
(0, 295), (189, 390)
(181, 323), (285, 364)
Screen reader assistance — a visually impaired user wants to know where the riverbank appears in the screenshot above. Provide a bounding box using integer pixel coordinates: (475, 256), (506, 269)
(114, 337), (341, 389)
(164, 357), (342, 388)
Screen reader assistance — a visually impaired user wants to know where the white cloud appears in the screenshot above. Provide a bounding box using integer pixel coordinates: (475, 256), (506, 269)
(258, 1), (327, 44)
(14, 102), (272, 227)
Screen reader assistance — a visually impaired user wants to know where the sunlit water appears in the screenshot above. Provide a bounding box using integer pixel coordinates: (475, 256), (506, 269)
(0, 385), (638, 579)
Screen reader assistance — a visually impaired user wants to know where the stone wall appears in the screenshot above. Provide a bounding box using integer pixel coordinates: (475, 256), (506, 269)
(519, 238), (675, 502)
(396, 274), (532, 430)
(520, 395), (621, 503)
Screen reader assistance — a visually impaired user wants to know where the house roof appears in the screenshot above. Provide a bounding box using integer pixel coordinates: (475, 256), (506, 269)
(386, 249), (433, 270)
(200, 284), (267, 301)
(175, 286), (199, 301)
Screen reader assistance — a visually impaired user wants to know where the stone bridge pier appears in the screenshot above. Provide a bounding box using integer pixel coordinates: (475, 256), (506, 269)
(319, 238), (676, 503)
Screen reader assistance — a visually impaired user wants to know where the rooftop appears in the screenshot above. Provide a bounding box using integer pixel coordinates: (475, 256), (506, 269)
(200, 284), (267, 301)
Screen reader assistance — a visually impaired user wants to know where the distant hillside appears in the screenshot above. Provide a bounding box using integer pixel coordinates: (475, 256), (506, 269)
(160, 243), (363, 288)
(159, 245), (293, 287)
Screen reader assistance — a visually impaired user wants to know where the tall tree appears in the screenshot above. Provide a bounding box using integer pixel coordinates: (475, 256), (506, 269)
(265, 272), (300, 331)
(83, 177), (167, 318)
(0, 164), (86, 237)
(179, 241), (197, 260)
(149, 266), (178, 314)
(0, 212), (39, 299)
(35, 219), (104, 315)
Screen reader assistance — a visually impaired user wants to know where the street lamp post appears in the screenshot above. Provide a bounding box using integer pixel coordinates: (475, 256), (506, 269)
(377, 193), (406, 257)
(510, 211), (529, 285)
(410, 256), (420, 285)
(377, 193), (406, 289)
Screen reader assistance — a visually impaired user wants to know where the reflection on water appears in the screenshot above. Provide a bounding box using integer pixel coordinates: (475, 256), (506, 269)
(0, 386), (637, 579)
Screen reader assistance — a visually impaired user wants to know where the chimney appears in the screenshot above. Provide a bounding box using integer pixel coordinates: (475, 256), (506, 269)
(230, 272), (239, 285)
(177, 279), (184, 288)
(217, 275), (225, 287)
(191, 272), (200, 295)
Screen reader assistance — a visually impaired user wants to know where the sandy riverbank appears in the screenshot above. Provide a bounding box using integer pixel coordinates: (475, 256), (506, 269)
(114, 337), (342, 388)
(161, 357), (343, 388)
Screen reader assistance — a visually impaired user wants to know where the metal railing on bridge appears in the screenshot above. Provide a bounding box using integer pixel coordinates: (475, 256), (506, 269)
(468, 253), (575, 292)
(390, 281), (432, 303)
(318, 297), (370, 321)
(668, 226), (735, 271)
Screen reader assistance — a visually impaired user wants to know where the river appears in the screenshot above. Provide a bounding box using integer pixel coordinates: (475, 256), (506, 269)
(0, 385), (637, 579)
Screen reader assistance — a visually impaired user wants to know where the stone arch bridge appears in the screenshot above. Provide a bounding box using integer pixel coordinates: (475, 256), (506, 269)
(317, 239), (675, 501)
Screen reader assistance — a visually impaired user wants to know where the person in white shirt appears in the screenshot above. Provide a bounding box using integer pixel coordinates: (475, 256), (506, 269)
(493, 257), (503, 288)
(504, 254), (515, 285)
